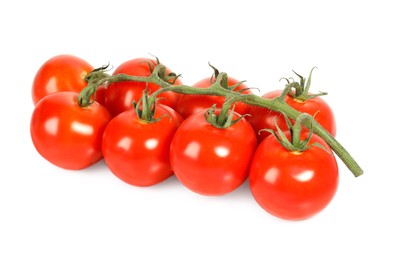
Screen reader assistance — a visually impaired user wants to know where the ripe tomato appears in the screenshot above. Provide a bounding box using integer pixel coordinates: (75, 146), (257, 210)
(104, 58), (182, 116)
(247, 90), (336, 143)
(102, 105), (183, 187)
(170, 109), (257, 196)
(30, 92), (112, 170)
(175, 77), (252, 119)
(32, 55), (102, 105)
(249, 131), (338, 220)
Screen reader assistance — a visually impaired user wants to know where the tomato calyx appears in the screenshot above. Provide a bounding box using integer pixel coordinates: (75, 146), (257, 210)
(204, 97), (250, 129)
(263, 113), (330, 153)
(84, 64), (112, 82)
(204, 105), (237, 129)
(145, 56), (182, 85)
(78, 64), (111, 107)
(133, 91), (170, 123)
(280, 67), (327, 102)
(157, 67), (182, 85)
(207, 63), (249, 93)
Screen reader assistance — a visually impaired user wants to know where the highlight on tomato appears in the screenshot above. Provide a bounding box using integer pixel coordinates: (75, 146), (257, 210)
(170, 105), (257, 196)
(30, 92), (112, 170)
(31, 55), (102, 105)
(104, 57), (182, 116)
(249, 113), (339, 220)
(102, 94), (183, 187)
(247, 68), (336, 143)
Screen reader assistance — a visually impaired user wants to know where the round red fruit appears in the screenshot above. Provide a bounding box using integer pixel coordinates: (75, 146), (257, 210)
(30, 92), (112, 170)
(170, 109), (257, 196)
(249, 131), (338, 220)
(102, 104), (183, 187)
(32, 55), (94, 105)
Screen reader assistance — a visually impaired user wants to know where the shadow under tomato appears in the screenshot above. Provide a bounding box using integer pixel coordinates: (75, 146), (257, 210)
(146, 174), (183, 190)
(152, 174), (254, 202)
(218, 179), (254, 201)
(78, 159), (109, 175)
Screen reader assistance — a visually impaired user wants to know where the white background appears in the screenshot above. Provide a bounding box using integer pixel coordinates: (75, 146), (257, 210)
(1, 0), (393, 259)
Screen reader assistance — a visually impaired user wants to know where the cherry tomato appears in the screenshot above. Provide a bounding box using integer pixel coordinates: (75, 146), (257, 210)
(248, 90), (336, 143)
(249, 131), (338, 220)
(170, 109), (257, 196)
(175, 77), (252, 118)
(105, 58), (182, 116)
(30, 92), (112, 170)
(102, 105), (183, 187)
(32, 55), (97, 105)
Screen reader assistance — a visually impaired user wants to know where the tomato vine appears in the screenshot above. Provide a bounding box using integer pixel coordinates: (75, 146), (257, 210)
(78, 64), (363, 177)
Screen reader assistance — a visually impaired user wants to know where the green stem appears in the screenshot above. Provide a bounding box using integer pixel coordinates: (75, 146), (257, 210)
(230, 95), (363, 177)
(141, 92), (151, 121)
(79, 64), (363, 177)
(292, 113), (308, 147)
(217, 97), (236, 126)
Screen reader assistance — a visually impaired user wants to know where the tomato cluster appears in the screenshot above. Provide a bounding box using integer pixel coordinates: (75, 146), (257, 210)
(30, 55), (339, 220)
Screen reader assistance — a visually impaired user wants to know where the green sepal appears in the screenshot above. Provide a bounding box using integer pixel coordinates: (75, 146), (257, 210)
(132, 90), (166, 123)
(264, 113), (332, 154)
(207, 63), (248, 93)
(78, 64), (112, 107)
(281, 67), (328, 102)
(203, 104), (249, 129)
(142, 55), (181, 86)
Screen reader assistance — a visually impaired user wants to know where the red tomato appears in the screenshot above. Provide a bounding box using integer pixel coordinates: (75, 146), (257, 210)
(247, 90), (336, 143)
(105, 58), (182, 116)
(32, 55), (95, 105)
(170, 109), (257, 196)
(249, 131), (338, 220)
(175, 77), (252, 118)
(102, 105), (183, 187)
(30, 92), (112, 170)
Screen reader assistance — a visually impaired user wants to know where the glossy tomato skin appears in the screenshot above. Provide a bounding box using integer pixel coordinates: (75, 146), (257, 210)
(247, 90), (336, 143)
(175, 77), (252, 119)
(170, 110), (257, 196)
(105, 58), (182, 116)
(30, 92), (112, 170)
(249, 132), (338, 220)
(32, 55), (94, 105)
(102, 105), (183, 187)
